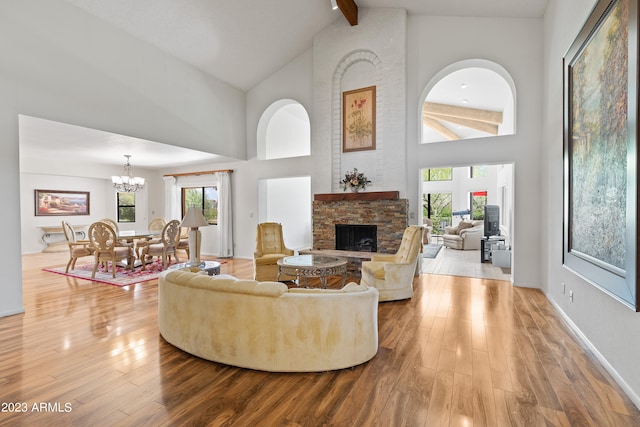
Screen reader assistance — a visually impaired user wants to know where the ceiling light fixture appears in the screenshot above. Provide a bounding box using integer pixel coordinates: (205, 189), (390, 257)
(460, 83), (467, 89)
(331, 0), (338, 10)
(112, 155), (145, 193)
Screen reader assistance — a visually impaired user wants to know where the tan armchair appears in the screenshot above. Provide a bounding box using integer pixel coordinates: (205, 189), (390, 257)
(360, 225), (424, 302)
(88, 221), (134, 278)
(423, 218), (434, 244)
(62, 221), (93, 273)
(139, 220), (181, 270)
(253, 222), (295, 281)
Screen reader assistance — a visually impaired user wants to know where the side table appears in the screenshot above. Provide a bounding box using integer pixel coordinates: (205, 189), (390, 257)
(480, 236), (506, 263)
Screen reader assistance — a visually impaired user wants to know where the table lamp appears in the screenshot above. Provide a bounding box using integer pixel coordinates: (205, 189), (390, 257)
(181, 207), (210, 267)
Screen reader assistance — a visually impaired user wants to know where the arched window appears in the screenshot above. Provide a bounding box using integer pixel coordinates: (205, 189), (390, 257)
(257, 99), (310, 160)
(421, 60), (516, 144)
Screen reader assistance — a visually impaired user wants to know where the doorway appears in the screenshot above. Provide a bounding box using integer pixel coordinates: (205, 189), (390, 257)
(421, 163), (513, 281)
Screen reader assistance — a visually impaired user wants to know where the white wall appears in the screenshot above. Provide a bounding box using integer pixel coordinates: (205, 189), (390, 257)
(225, 46), (315, 259)
(406, 15), (543, 288)
(259, 176), (312, 251)
(313, 8), (408, 195)
(543, 0), (640, 407)
(1, 0), (245, 316)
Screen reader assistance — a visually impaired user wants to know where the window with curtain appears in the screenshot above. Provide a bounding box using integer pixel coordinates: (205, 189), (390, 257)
(181, 186), (218, 224)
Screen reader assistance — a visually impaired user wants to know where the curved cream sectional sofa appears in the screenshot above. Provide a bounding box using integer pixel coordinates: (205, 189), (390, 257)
(158, 270), (379, 372)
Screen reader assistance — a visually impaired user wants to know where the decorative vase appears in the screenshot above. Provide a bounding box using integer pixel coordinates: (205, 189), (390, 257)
(351, 186), (360, 193)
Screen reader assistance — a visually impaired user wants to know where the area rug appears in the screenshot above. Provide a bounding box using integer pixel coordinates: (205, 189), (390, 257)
(423, 243), (443, 259)
(44, 260), (168, 287)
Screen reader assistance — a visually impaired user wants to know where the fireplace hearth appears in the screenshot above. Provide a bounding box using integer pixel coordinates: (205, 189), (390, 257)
(335, 224), (377, 252)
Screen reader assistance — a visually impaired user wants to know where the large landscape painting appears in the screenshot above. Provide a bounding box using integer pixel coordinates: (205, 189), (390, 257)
(35, 190), (90, 216)
(564, 0), (639, 309)
(570, 0), (628, 270)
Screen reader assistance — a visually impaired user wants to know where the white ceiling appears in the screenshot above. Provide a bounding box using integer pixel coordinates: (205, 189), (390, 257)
(20, 0), (548, 171)
(19, 115), (228, 170)
(62, 0), (549, 91)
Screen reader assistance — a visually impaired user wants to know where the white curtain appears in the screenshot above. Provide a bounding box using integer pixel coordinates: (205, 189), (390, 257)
(163, 176), (179, 220)
(216, 171), (233, 257)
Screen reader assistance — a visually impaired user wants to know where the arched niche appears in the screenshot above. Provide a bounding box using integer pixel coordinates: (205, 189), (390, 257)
(332, 49), (384, 191)
(420, 59), (516, 144)
(257, 99), (310, 160)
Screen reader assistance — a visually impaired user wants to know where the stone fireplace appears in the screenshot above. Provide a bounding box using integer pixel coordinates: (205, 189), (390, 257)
(312, 191), (408, 254)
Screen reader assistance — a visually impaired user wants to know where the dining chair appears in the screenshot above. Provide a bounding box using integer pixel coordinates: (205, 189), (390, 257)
(98, 218), (133, 248)
(61, 221), (93, 273)
(139, 219), (181, 270)
(134, 218), (166, 260)
(88, 221), (135, 278)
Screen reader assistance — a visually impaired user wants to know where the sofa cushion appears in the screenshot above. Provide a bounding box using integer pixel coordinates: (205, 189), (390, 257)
(164, 270), (288, 297)
(362, 261), (386, 280)
(456, 221), (474, 234)
(254, 253), (287, 266)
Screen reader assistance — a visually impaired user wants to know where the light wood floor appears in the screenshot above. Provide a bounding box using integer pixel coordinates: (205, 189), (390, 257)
(422, 246), (512, 282)
(2, 252), (639, 426)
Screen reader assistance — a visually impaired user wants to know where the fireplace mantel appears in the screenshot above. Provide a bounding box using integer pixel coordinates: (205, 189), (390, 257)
(314, 191), (399, 202)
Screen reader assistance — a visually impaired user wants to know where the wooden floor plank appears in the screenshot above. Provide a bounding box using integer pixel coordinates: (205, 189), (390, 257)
(0, 252), (637, 425)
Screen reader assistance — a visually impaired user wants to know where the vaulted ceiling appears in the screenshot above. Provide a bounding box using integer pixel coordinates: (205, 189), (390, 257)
(21, 0), (548, 170)
(62, 0), (548, 91)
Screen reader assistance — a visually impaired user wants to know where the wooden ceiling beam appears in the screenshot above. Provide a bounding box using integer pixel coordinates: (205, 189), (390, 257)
(423, 116), (461, 141)
(423, 112), (499, 135)
(423, 102), (503, 125)
(337, 0), (358, 26)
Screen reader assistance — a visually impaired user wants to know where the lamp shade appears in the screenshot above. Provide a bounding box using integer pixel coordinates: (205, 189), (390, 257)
(181, 207), (209, 228)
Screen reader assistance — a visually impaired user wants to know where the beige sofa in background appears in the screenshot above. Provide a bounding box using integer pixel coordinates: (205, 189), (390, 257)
(158, 270), (379, 372)
(442, 220), (484, 250)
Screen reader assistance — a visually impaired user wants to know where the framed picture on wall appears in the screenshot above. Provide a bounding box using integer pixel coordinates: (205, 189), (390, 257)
(342, 86), (376, 152)
(563, 0), (639, 310)
(35, 190), (90, 216)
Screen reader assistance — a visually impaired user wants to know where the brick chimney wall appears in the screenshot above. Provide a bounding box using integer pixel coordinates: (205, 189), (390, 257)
(312, 194), (409, 254)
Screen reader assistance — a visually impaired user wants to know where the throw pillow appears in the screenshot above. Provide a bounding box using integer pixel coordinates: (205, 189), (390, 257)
(456, 221), (473, 234)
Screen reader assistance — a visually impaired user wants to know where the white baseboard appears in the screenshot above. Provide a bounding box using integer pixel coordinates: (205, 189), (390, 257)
(544, 292), (640, 410)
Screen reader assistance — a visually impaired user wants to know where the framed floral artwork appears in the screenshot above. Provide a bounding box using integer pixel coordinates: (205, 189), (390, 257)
(342, 86), (376, 152)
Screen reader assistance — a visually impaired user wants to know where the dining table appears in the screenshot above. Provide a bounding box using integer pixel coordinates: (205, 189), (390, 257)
(116, 229), (162, 267)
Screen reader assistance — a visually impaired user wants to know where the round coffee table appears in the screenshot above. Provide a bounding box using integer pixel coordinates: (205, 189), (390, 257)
(277, 254), (347, 288)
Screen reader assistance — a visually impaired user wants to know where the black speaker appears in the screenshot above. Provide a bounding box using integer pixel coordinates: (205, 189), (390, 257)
(484, 205), (500, 237)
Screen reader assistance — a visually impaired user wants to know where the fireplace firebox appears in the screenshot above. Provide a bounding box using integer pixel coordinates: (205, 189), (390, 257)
(335, 224), (377, 252)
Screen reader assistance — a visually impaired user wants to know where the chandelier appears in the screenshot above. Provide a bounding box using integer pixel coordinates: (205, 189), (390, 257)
(112, 155), (145, 192)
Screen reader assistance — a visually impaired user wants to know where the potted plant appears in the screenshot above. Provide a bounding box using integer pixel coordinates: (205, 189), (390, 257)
(340, 168), (372, 192)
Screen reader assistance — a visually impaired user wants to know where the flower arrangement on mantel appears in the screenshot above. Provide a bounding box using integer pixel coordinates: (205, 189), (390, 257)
(340, 168), (372, 192)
